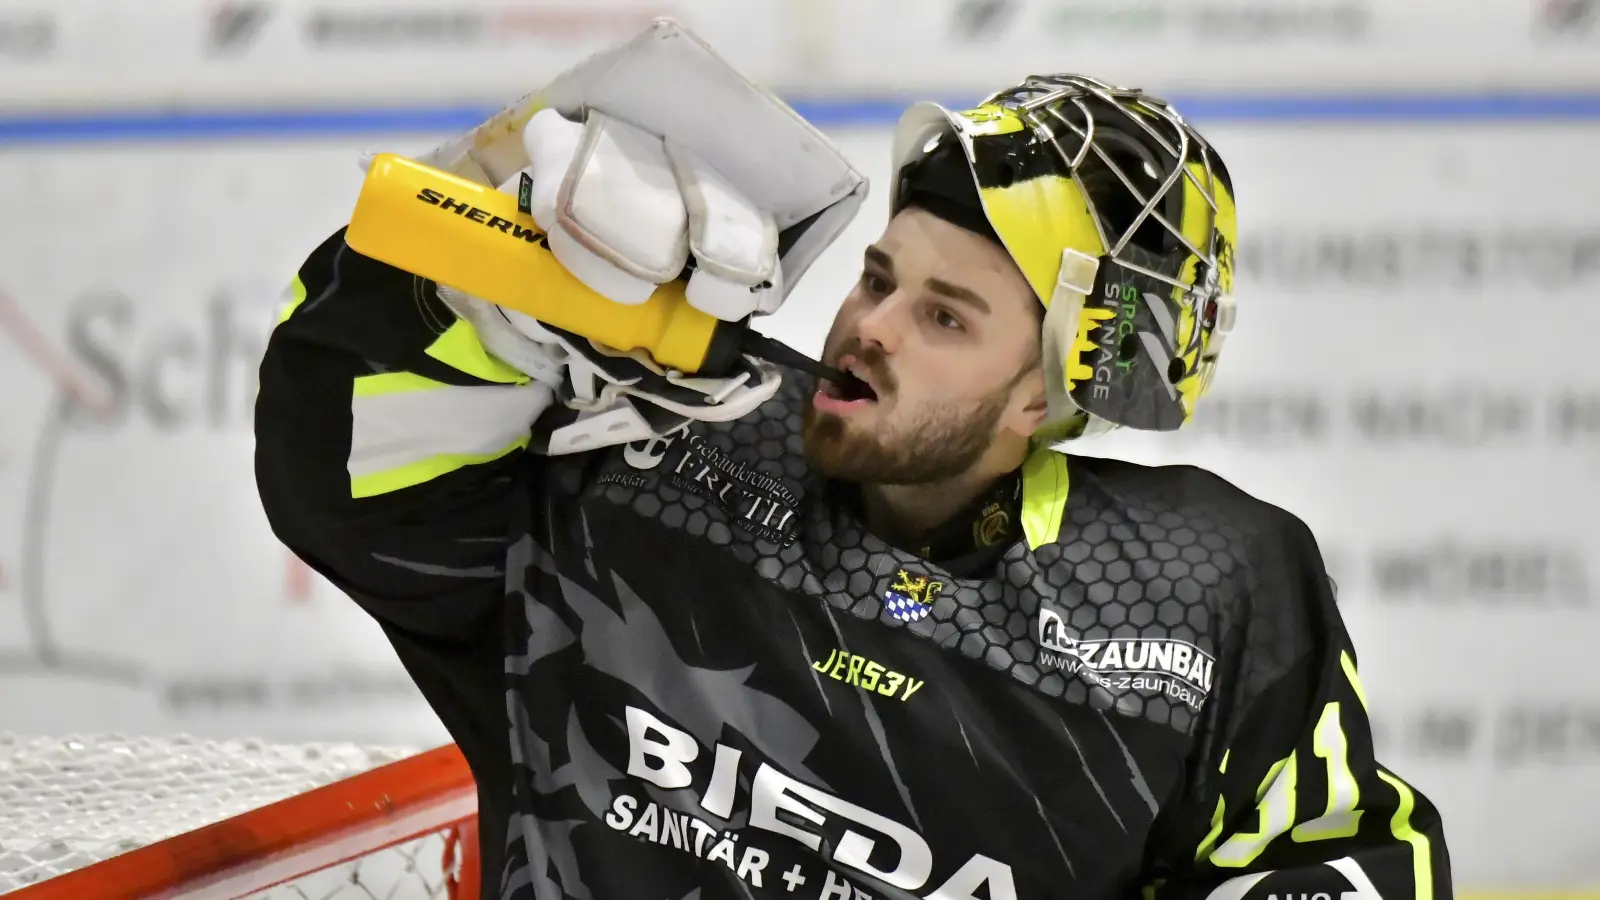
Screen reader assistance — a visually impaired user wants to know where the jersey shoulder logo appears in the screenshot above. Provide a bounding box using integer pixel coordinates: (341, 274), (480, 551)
(1037, 602), (1216, 712)
(884, 569), (943, 623)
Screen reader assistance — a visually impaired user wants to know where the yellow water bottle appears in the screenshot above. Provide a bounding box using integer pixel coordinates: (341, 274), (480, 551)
(346, 153), (744, 375)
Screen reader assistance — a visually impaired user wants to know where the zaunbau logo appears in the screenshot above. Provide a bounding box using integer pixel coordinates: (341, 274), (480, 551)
(1038, 605), (1215, 709)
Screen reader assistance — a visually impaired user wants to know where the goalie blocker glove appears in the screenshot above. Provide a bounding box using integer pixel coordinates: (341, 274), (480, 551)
(386, 20), (866, 455)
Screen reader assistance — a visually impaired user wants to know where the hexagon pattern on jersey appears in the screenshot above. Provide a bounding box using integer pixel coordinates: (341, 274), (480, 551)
(592, 376), (1272, 736)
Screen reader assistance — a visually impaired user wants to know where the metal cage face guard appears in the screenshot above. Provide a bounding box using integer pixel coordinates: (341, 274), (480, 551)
(890, 74), (1238, 436)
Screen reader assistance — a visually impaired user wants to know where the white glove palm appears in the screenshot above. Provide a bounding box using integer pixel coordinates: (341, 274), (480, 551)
(520, 107), (782, 322)
(395, 19), (869, 454)
(431, 107), (790, 455)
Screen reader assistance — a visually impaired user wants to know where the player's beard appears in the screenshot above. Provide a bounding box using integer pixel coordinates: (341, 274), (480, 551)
(802, 373), (1013, 485)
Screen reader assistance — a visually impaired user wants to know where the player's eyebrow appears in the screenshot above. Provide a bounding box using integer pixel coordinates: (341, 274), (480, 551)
(926, 278), (991, 315)
(865, 245), (992, 315)
(863, 245), (894, 273)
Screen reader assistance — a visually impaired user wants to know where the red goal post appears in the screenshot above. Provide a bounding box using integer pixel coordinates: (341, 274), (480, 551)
(0, 735), (480, 900)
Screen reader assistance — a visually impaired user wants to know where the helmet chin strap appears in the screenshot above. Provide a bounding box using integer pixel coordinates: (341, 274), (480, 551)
(1036, 247), (1120, 443)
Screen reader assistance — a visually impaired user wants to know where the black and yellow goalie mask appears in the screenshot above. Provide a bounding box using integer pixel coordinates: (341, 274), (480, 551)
(889, 75), (1238, 439)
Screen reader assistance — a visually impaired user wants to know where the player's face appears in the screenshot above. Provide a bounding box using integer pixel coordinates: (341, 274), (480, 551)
(804, 207), (1045, 484)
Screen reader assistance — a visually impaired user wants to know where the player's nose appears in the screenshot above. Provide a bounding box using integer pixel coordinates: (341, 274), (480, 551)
(854, 297), (903, 356)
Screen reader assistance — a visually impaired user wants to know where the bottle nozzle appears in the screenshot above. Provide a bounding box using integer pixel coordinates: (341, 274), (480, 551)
(737, 330), (866, 392)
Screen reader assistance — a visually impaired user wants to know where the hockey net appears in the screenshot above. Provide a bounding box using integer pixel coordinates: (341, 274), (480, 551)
(0, 734), (479, 900)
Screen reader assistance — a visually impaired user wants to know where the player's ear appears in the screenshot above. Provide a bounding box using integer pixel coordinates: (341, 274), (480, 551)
(1001, 365), (1049, 439)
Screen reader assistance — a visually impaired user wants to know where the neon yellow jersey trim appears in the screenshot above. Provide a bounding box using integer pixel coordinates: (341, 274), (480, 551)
(1193, 798), (1227, 863)
(1020, 449), (1071, 550)
(349, 434), (530, 499)
(425, 318), (528, 385)
(276, 275), (308, 325)
(1376, 769), (1433, 900)
(1340, 650), (1370, 711)
(352, 370), (453, 398)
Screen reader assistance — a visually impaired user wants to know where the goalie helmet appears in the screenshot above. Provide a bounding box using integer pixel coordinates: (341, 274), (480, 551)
(889, 75), (1238, 440)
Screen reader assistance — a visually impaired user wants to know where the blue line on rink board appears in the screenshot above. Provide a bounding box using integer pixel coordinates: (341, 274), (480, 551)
(3, 93), (1600, 143)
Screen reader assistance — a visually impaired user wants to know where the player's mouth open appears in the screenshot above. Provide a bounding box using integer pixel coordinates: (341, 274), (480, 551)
(814, 358), (879, 414)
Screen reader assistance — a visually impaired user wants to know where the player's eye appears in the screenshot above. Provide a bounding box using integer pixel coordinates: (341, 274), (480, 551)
(932, 306), (964, 331)
(861, 273), (892, 295)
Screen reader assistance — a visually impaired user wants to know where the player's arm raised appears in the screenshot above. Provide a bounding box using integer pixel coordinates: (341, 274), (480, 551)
(254, 229), (562, 640)
(252, 130), (783, 639)
(255, 28), (865, 642)
(1140, 509), (1452, 900)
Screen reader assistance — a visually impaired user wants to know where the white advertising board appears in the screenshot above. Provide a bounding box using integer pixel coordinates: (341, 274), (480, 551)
(808, 0), (1600, 94)
(0, 118), (1597, 889)
(0, 0), (800, 108)
(0, 0), (1598, 108)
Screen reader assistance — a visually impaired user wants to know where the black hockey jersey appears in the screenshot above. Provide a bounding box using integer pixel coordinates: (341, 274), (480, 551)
(256, 230), (1451, 900)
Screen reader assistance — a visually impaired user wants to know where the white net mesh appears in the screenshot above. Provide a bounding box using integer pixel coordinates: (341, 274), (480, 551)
(0, 734), (463, 899)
